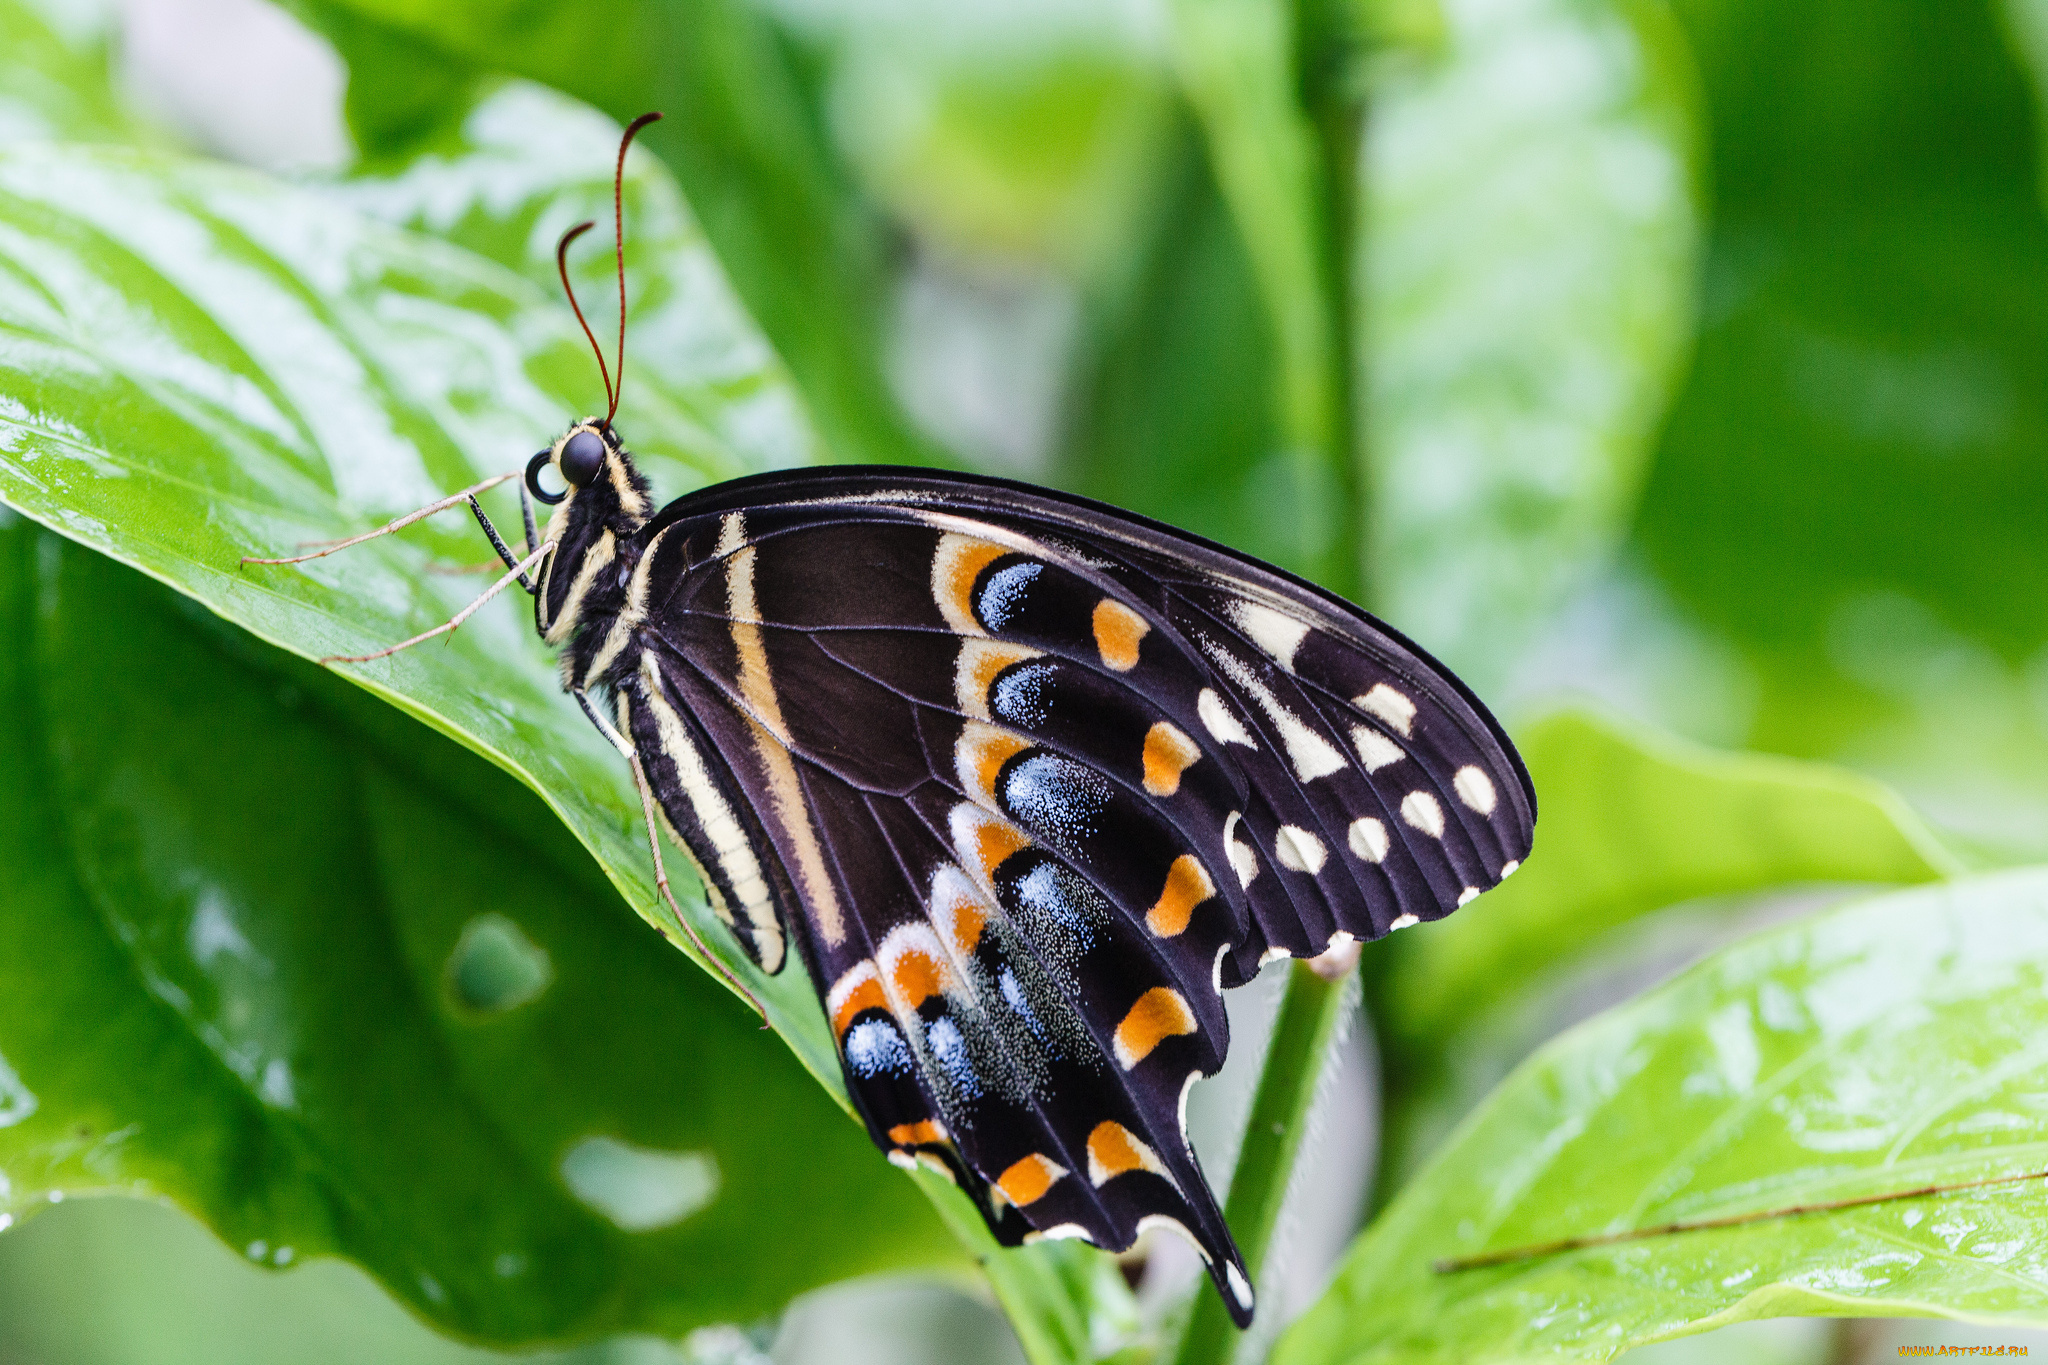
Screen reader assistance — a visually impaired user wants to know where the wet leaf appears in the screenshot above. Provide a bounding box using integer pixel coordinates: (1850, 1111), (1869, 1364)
(0, 141), (844, 1056)
(0, 518), (954, 1341)
(297, 0), (946, 468)
(1371, 710), (1958, 1189)
(1283, 868), (2048, 1364)
(0, 136), (964, 1335)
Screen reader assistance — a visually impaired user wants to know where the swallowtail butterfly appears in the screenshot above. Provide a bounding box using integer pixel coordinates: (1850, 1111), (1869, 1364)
(252, 115), (1535, 1327)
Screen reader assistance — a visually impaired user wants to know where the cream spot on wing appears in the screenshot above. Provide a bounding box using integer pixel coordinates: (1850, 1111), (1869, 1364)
(1274, 825), (1327, 874)
(949, 802), (1031, 886)
(1226, 1262), (1255, 1312)
(1400, 791), (1445, 837)
(876, 921), (952, 1014)
(928, 866), (990, 958)
(1356, 683), (1416, 737)
(715, 511), (746, 557)
(1258, 946), (1290, 965)
(1197, 687), (1255, 748)
(827, 961), (886, 1038)
(1500, 859), (1521, 878)
(1389, 913), (1420, 930)
(1226, 598), (1311, 671)
(1137, 1213), (1211, 1265)
(1023, 1224), (1095, 1245)
(1347, 816), (1389, 863)
(1454, 766), (1498, 815)
(1457, 887), (1480, 906)
(1352, 726), (1404, 772)
(1222, 812), (1259, 888)
(1202, 642), (1343, 780)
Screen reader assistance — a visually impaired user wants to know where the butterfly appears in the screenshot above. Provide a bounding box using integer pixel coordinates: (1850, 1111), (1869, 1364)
(248, 114), (1535, 1329)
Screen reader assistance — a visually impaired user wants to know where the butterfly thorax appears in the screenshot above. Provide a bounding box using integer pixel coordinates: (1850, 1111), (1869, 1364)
(534, 422), (655, 664)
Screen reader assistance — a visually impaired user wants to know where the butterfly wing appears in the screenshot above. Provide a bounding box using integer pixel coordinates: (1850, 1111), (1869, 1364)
(607, 469), (1534, 1326)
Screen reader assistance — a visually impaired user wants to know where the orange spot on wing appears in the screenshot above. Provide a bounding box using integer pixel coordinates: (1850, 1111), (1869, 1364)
(890, 948), (948, 1010)
(1092, 598), (1149, 671)
(1113, 987), (1198, 1069)
(889, 1119), (948, 1147)
(996, 1153), (1067, 1208)
(1142, 721), (1201, 796)
(947, 898), (986, 956)
(1086, 1121), (1165, 1186)
(832, 976), (888, 1037)
(974, 819), (1031, 880)
(1146, 855), (1216, 938)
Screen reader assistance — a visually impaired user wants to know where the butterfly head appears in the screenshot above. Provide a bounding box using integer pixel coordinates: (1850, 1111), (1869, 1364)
(527, 419), (652, 642)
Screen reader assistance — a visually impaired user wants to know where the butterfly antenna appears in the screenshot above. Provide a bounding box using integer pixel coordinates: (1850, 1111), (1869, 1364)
(556, 220), (615, 416)
(605, 111), (663, 430)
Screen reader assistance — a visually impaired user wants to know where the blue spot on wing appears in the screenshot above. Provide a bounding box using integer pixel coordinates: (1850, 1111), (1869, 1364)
(845, 1018), (913, 1079)
(976, 562), (1042, 632)
(991, 660), (1057, 728)
(1000, 753), (1110, 859)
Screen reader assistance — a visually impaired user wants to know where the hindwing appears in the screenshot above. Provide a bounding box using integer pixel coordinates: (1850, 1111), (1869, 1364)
(604, 469), (1535, 1326)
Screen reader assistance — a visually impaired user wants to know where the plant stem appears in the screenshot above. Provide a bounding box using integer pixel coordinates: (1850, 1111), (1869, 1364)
(914, 1170), (1097, 1365)
(1171, 961), (1358, 1365)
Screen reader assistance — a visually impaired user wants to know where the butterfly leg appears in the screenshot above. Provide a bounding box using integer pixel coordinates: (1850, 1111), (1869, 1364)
(317, 539), (554, 664)
(239, 473), (520, 567)
(464, 491), (540, 593)
(573, 687), (770, 1026)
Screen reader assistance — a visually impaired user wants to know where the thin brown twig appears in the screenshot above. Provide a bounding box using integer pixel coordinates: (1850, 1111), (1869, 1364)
(1433, 1167), (2048, 1273)
(239, 474), (517, 566)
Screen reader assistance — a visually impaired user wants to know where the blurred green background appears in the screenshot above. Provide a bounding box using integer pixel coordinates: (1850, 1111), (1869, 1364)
(5, 0), (2048, 1359)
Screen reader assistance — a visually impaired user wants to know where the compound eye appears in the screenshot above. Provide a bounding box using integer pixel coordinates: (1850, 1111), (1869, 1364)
(559, 429), (607, 486)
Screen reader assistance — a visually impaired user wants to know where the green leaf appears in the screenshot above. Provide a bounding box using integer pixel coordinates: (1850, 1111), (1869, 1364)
(0, 516), (954, 1342)
(1364, 0), (1702, 679)
(1628, 0), (2048, 857)
(291, 0), (481, 160)
(0, 0), (144, 149)
(1278, 868), (2048, 1364)
(1164, 0), (1352, 589)
(0, 140), (837, 1046)
(328, 80), (817, 474)
(0, 137), (967, 1318)
(1371, 710), (1958, 1189)
(1061, 128), (1293, 570)
(300, 0), (945, 468)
